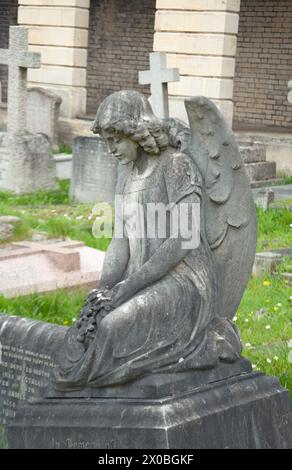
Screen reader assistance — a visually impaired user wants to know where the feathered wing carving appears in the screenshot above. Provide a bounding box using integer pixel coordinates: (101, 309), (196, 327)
(184, 96), (257, 321)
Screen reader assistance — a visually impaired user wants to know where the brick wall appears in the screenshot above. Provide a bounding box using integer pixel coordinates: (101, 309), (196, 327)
(233, 0), (292, 129)
(0, 0), (18, 103)
(86, 0), (156, 114)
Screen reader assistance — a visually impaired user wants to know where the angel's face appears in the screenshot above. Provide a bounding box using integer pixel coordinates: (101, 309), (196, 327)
(101, 130), (139, 165)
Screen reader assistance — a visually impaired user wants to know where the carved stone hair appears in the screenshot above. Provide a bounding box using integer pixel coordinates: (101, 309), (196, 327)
(91, 90), (170, 155)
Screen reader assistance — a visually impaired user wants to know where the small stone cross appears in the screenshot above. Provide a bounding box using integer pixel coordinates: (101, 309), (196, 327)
(288, 80), (292, 104)
(0, 26), (41, 134)
(0, 240), (85, 272)
(139, 52), (179, 119)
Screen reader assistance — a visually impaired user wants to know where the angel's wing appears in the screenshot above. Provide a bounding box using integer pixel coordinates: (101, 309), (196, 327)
(184, 97), (257, 320)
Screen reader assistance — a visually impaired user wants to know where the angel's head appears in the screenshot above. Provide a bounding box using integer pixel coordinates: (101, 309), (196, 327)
(91, 90), (169, 164)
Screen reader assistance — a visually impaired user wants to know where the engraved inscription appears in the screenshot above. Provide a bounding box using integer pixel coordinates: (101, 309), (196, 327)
(52, 437), (94, 449)
(0, 344), (55, 424)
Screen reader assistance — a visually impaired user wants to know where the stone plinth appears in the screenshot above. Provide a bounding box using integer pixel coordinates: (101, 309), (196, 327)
(0, 310), (291, 449)
(0, 132), (57, 193)
(6, 373), (292, 449)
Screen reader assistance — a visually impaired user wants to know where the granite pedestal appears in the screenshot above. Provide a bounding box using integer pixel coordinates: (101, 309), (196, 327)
(6, 371), (292, 449)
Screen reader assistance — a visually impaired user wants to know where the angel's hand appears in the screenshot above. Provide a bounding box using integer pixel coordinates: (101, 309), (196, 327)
(85, 288), (109, 306)
(104, 281), (129, 310)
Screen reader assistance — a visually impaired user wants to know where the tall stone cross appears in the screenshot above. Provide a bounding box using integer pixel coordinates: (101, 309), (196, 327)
(139, 52), (179, 119)
(288, 80), (292, 104)
(0, 26), (41, 134)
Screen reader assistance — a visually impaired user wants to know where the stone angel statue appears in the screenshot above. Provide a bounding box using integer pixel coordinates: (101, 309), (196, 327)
(53, 91), (257, 391)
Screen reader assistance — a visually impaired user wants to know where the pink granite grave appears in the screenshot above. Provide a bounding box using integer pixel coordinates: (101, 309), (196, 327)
(0, 240), (105, 298)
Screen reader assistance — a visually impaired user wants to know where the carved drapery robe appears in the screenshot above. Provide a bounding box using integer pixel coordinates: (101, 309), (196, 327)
(55, 151), (219, 389)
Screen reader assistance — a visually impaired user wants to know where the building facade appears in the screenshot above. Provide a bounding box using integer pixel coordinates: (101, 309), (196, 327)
(0, 0), (291, 129)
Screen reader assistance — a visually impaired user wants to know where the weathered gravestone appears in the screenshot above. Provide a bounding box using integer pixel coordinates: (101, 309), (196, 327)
(253, 248), (292, 277)
(27, 87), (62, 151)
(0, 26), (57, 193)
(1, 91), (291, 449)
(254, 188), (275, 211)
(70, 136), (118, 204)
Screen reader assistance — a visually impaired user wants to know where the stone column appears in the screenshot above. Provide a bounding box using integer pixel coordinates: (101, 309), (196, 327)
(18, 0), (90, 118)
(154, 0), (241, 125)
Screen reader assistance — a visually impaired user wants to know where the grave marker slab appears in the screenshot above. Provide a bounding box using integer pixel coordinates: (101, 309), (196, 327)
(253, 248), (292, 277)
(27, 87), (62, 151)
(0, 240), (105, 298)
(70, 136), (118, 204)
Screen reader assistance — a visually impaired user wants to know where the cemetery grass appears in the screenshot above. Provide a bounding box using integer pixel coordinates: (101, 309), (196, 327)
(235, 268), (292, 398)
(0, 179), (111, 251)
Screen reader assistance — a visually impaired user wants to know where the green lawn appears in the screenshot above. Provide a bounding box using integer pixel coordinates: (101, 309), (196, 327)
(0, 180), (291, 396)
(236, 270), (292, 396)
(257, 204), (292, 251)
(0, 180), (111, 251)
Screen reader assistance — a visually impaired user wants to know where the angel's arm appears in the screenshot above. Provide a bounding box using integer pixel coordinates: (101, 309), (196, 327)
(99, 236), (129, 290)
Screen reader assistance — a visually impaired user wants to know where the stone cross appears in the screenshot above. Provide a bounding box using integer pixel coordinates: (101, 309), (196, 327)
(288, 80), (292, 104)
(0, 26), (41, 134)
(0, 240), (85, 272)
(139, 52), (179, 119)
